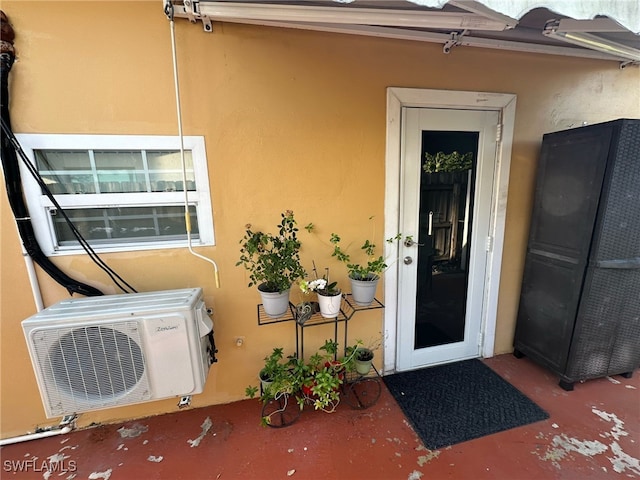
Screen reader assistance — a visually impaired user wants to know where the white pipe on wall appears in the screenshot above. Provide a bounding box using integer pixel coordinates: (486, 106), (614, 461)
(168, 11), (220, 288)
(0, 425), (73, 447)
(23, 250), (44, 312)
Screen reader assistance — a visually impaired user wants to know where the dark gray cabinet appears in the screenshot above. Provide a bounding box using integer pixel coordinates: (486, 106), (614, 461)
(514, 119), (640, 390)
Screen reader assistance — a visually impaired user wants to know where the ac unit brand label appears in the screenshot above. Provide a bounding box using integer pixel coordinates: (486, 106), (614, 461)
(147, 315), (185, 337)
(156, 325), (179, 333)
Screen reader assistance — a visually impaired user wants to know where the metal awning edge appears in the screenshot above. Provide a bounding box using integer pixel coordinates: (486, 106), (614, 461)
(165, 1), (639, 65)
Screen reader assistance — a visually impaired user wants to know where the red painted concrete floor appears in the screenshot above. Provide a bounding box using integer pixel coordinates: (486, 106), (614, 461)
(1, 354), (638, 480)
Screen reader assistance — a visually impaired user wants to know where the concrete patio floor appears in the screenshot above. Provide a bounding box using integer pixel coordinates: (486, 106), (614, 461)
(1, 354), (638, 479)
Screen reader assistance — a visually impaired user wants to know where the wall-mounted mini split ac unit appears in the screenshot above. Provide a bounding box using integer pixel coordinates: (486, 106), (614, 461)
(22, 288), (216, 418)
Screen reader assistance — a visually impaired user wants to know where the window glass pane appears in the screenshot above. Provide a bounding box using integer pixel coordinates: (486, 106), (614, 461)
(94, 151), (144, 170)
(94, 151), (146, 193)
(36, 150), (91, 171)
(156, 206), (199, 236)
(147, 151), (195, 191)
(51, 206), (199, 246)
(36, 150), (93, 195)
(97, 179), (147, 193)
(35, 149), (197, 194)
(147, 150), (193, 170)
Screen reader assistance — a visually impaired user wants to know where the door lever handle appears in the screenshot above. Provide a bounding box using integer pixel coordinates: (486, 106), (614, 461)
(404, 237), (425, 248)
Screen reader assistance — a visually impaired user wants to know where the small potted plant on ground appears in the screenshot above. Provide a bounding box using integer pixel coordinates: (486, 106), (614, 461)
(246, 349), (307, 427)
(344, 339), (377, 374)
(302, 339), (361, 412)
(237, 210), (307, 318)
(302, 340), (343, 413)
(353, 347), (375, 375)
(330, 231), (402, 306)
(300, 264), (342, 318)
(256, 347), (286, 394)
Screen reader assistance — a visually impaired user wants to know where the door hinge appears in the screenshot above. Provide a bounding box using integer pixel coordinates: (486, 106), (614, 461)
(485, 236), (493, 252)
(495, 123), (503, 142)
(477, 332), (484, 348)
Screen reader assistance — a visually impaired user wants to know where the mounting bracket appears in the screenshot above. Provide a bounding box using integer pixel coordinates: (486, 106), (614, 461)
(443, 30), (467, 54)
(178, 395), (192, 408)
(182, 0), (213, 32)
(60, 414), (78, 427)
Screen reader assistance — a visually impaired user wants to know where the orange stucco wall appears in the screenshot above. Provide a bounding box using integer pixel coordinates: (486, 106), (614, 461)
(1, 1), (638, 438)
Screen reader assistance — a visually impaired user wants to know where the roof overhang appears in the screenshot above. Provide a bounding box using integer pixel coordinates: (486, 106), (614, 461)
(165, 0), (640, 67)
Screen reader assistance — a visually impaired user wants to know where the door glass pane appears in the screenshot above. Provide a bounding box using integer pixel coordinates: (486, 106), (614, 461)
(415, 131), (478, 349)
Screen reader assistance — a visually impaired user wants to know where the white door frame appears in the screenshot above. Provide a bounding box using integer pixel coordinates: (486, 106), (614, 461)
(383, 87), (516, 374)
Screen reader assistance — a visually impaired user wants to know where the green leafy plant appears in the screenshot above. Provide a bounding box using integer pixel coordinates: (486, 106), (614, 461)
(247, 339), (365, 422)
(246, 348), (308, 426)
(237, 210), (307, 293)
(330, 232), (402, 281)
(355, 347), (374, 362)
(423, 151), (473, 173)
(245, 348), (305, 400)
(302, 339), (361, 412)
(258, 347), (285, 385)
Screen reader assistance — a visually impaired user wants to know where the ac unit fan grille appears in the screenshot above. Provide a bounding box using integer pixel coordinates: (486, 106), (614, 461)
(50, 326), (144, 398)
(32, 322), (150, 416)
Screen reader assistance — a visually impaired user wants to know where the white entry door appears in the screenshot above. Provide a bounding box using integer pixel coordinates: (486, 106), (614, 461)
(396, 107), (500, 371)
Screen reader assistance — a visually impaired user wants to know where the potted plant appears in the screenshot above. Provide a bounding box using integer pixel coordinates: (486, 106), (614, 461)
(353, 347), (374, 375)
(302, 340), (343, 413)
(344, 337), (380, 374)
(301, 339), (361, 413)
(246, 349), (307, 427)
(300, 264), (342, 318)
(330, 232), (402, 306)
(237, 210), (307, 317)
(256, 347), (286, 394)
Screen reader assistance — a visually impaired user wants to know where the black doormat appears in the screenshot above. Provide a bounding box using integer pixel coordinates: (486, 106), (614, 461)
(383, 359), (549, 449)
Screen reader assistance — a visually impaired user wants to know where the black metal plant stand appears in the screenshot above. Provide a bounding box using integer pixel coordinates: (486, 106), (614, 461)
(256, 294), (384, 426)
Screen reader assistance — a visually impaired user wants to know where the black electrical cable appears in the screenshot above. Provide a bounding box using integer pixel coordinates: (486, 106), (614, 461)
(1, 56), (103, 296)
(1, 118), (138, 294)
(1, 33), (135, 297)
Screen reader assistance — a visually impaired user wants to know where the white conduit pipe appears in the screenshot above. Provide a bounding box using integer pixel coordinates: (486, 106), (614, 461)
(168, 14), (220, 288)
(0, 425), (73, 447)
(23, 248), (44, 312)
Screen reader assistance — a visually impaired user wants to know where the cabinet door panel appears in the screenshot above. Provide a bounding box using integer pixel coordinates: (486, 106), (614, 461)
(516, 255), (582, 372)
(528, 127), (611, 262)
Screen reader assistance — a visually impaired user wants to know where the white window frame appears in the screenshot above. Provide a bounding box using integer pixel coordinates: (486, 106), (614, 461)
(16, 134), (215, 256)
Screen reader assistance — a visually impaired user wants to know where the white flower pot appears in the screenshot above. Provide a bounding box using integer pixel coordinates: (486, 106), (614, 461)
(349, 277), (379, 306)
(259, 286), (291, 318)
(317, 293), (342, 318)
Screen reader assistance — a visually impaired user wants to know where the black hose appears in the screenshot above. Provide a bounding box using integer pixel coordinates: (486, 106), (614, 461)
(0, 16), (103, 297)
